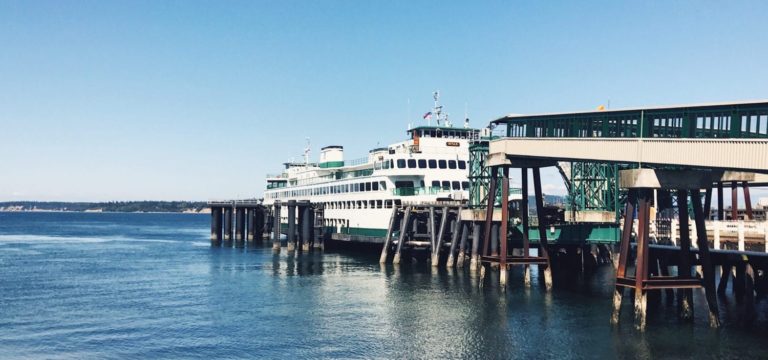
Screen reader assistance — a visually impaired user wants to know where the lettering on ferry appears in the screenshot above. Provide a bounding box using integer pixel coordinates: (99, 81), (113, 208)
(446, 141), (460, 147)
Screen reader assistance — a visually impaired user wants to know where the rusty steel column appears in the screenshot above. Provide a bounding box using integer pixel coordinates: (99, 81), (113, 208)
(611, 190), (637, 325)
(743, 182), (754, 220)
(704, 187), (713, 220)
(634, 189), (651, 331)
(677, 189), (694, 321)
(533, 168), (553, 291)
(490, 223), (499, 257)
(691, 188), (721, 328)
(481, 167), (498, 260)
(717, 182), (724, 220)
(499, 166), (510, 286)
(521, 167), (531, 286)
(731, 181), (739, 220)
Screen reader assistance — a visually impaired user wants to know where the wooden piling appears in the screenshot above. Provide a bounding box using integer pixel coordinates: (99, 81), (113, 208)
(457, 222), (469, 268)
(392, 207), (411, 265)
(446, 212), (463, 268)
(432, 206), (450, 267)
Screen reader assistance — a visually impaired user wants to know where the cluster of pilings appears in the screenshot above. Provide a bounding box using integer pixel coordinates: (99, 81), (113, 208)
(379, 203), (466, 266)
(378, 188), (613, 286)
(209, 200), (270, 246)
(269, 200), (325, 253)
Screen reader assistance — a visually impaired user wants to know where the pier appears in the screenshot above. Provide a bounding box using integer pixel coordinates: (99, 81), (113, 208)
(209, 200), (327, 252)
(209, 100), (768, 331)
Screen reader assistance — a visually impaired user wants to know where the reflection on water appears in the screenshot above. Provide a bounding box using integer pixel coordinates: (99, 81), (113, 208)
(0, 212), (766, 359)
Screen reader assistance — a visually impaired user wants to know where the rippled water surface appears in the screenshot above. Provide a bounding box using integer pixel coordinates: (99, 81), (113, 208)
(1, 212), (767, 359)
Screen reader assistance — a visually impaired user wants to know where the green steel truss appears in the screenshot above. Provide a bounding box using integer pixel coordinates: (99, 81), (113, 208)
(468, 139), (499, 209)
(568, 162), (620, 214)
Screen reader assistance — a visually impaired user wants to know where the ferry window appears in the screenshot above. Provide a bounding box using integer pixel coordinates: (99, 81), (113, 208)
(442, 181), (450, 189)
(385, 200), (393, 208)
(380, 181), (387, 190)
(452, 181), (460, 190)
(448, 160), (457, 169)
(431, 180), (440, 188)
(394, 199), (402, 206)
(458, 161), (466, 169)
(462, 181), (470, 190)
(397, 159), (406, 168)
(418, 159), (427, 168)
(394, 181), (412, 189)
(374, 162), (381, 170)
(372, 182), (379, 191)
(407, 159), (417, 168)
(420, 180), (425, 188)
(377, 200), (383, 209)
(390, 159), (394, 168)
(438, 160), (447, 169)
(365, 182), (372, 191)
(428, 159), (437, 169)
(389, 149), (395, 154)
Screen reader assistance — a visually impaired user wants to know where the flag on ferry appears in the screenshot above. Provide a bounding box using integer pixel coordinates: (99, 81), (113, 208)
(422, 111), (432, 119)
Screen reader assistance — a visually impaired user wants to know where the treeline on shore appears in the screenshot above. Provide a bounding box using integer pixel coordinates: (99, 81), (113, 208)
(0, 201), (208, 213)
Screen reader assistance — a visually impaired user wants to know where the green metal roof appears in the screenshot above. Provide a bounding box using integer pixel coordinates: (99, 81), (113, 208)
(491, 99), (768, 124)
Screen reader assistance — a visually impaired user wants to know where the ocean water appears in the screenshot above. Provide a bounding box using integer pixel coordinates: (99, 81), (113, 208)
(0, 212), (766, 359)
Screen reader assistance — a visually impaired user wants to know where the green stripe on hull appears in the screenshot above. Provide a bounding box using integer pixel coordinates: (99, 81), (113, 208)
(339, 227), (388, 238)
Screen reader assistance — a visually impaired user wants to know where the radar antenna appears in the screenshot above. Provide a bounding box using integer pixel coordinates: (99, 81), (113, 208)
(304, 138), (311, 165)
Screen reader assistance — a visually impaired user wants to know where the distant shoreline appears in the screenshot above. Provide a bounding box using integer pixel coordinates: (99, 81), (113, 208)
(0, 210), (209, 214)
(0, 201), (212, 214)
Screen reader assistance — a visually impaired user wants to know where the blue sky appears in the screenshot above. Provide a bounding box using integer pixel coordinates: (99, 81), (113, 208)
(1, 1), (767, 202)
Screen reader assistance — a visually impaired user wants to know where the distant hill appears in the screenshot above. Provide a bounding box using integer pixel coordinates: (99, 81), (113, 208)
(0, 201), (209, 213)
(527, 194), (567, 209)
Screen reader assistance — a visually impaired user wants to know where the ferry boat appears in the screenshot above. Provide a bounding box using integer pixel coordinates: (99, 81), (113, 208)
(262, 93), (481, 242)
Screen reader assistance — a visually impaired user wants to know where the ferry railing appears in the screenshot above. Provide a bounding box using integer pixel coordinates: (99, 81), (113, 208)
(345, 157), (369, 166)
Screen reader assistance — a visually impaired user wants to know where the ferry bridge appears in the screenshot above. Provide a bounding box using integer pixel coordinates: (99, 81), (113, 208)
(476, 100), (768, 329)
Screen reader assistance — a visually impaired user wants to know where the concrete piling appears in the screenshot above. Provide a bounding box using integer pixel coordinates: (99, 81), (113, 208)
(272, 202), (282, 252)
(287, 200), (296, 252)
(235, 208), (245, 243)
(223, 207), (233, 242)
(210, 207), (222, 244)
(301, 203), (312, 251)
